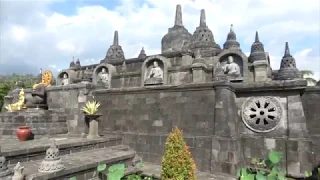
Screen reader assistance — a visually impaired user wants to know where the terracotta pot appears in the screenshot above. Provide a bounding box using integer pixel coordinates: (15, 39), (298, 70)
(16, 126), (31, 141)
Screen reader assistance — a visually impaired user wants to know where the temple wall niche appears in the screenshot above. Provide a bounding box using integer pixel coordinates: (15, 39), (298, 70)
(92, 63), (116, 88)
(56, 71), (70, 86)
(141, 55), (171, 86)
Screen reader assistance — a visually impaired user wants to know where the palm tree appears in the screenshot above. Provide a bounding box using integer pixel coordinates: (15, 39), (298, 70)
(300, 70), (317, 86)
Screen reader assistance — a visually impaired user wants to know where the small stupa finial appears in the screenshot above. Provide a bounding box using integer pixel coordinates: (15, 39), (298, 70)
(230, 24), (234, 32)
(174, 4), (183, 26)
(200, 9), (206, 27)
(255, 31), (260, 42)
(113, 31), (119, 46)
(284, 42), (291, 56)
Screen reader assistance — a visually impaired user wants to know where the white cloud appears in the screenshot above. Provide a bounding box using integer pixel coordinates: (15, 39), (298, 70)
(11, 25), (28, 41)
(0, 0), (319, 81)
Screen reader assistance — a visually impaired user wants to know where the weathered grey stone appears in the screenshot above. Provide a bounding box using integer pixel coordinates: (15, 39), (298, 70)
(38, 140), (65, 173)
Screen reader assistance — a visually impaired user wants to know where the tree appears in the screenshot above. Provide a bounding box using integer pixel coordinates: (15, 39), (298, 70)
(0, 82), (12, 112)
(161, 127), (197, 180)
(300, 70), (317, 86)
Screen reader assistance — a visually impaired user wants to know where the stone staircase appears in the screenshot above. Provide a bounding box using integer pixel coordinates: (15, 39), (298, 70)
(0, 135), (141, 180)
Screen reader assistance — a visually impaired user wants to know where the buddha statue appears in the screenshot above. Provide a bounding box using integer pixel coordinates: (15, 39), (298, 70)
(144, 61), (164, 85)
(223, 56), (241, 77)
(97, 67), (109, 87)
(61, 73), (69, 85)
(5, 89), (25, 112)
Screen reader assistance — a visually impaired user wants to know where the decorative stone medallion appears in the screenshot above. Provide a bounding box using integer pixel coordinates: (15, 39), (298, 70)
(242, 96), (283, 133)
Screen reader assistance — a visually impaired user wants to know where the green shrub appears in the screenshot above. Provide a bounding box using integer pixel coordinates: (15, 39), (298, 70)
(237, 151), (286, 180)
(160, 127), (197, 180)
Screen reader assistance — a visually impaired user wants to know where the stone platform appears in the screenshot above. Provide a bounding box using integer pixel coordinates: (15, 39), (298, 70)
(0, 109), (68, 137)
(0, 135), (122, 165)
(8, 145), (135, 180)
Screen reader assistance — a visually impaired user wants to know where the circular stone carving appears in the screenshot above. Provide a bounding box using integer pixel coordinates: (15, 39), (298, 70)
(242, 96), (283, 133)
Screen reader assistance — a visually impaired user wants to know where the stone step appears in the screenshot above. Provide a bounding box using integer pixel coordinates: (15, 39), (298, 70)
(8, 145), (136, 180)
(1, 135), (123, 165)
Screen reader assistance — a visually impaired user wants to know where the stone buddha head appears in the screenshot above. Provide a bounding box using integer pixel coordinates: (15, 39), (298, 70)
(228, 56), (234, 63)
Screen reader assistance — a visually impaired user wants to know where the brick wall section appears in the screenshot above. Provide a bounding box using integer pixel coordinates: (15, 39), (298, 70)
(94, 84), (216, 172)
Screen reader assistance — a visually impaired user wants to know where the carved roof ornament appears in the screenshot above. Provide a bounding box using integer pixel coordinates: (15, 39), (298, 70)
(248, 31), (267, 63)
(161, 4), (192, 53)
(223, 24), (240, 50)
(0, 146), (12, 178)
(138, 47), (147, 59)
(275, 42), (301, 80)
(191, 9), (221, 51)
(69, 56), (75, 68)
(105, 30), (126, 63)
(12, 162), (25, 180)
(38, 140), (65, 173)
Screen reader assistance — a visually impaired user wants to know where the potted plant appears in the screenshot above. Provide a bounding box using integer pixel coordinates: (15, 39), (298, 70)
(81, 100), (101, 139)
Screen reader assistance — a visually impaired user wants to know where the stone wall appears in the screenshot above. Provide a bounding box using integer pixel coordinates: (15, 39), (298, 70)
(46, 84), (96, 135)
(94, 84), (216, 172)
(91, 80), (319, 176)
(302, 87), (320, 166)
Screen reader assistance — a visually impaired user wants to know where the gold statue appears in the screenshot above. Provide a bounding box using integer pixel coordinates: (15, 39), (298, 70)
(5, 88), (26, 112)
(32, 70), (53, 89)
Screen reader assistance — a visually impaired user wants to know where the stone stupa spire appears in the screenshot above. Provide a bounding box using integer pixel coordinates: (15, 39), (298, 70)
(104, 30), (125, 63)
(223, 24), (240, 50)
(174, 4), (183, 27)
(138, 47), (147, 59)
(199, 9), (206, 27)
(248, 31), (266, 63)
(161, 4), (192, 53)
(275, 42), (301, 80)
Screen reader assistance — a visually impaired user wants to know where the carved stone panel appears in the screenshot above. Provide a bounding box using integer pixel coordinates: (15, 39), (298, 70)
(242, 96), (283, 133)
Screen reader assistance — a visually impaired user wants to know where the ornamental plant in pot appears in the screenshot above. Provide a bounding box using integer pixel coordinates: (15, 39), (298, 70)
(81, 101), (101, 139)
(16, 126), (32, 141)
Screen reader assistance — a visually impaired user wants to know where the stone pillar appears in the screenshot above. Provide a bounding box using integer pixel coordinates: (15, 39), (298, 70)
(253, 60), (268, 82)
(211, 84), (243, 174)
(191, 60), (207, 83)
(286, 93), (313, 177)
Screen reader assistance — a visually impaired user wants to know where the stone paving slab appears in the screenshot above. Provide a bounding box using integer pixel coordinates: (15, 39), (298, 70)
(140, 163), (237, 180)
(7, 145), (135, 180)
(0, 135), (122, 157)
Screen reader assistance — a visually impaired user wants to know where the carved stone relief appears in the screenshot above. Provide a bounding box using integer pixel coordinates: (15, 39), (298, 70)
(242, 96), (283, 133)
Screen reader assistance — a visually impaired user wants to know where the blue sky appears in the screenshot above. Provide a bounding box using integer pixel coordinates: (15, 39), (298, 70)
(0, 0), (319, 80)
